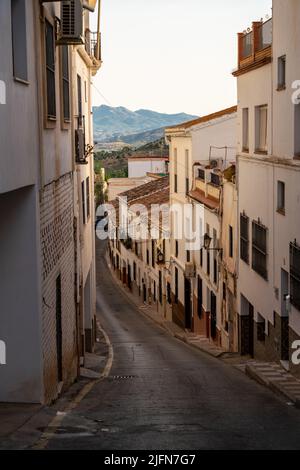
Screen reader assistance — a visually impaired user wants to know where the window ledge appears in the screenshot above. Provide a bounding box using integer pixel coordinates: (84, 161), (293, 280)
(277, 85), (286, 92)
(13, 77), (29, 86)
(277, 208), (286, 216)
(254, 149), (268, 155)
(242, 148), (249, 153)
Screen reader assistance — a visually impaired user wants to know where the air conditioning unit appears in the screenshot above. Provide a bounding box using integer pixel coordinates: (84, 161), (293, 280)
(75, 129), (87, 164)
(58, 0), (84, 45)
(185, 262), (196, 279)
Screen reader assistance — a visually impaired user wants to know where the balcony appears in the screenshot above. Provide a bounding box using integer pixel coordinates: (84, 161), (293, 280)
(85, 29), (101, 62)
(75, 115), (87, 164)
(233, 18), (272, 77)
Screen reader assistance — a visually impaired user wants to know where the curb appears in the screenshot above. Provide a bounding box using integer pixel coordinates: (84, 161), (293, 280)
(245, 364), (300, 408)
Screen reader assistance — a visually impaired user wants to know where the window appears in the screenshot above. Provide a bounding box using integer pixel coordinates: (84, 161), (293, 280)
(277, 181), (285, 214)
(86, 177), (90, 219)
(175, 240), (179, 258)
(255, 105), (268, 153)
(290, 241), (300, 311)
(151, 240), (155, 268)
(174, 174), (178, 193)
(146, 249), (150, 266)
(197, 276), (203, 319)
(257, 315), (266, 342)
(174, 267), (178, 304)
(186, 250), (191, 263)
(240, 213), (249, 264)
(159, 271), (162, 305)
(61, 45), (70, 121)
(207, 251), (211, 276)
(81, 181), (86, 224)
(11, 0), (28, 82)
(213, 258), (218, 284)
(242, 108), (249, 151)
(200, 248), (203, 267)
(278, 55), (286, 90)
(185, 149), (189, 196)
(45, 19), (56, 119)
(252, 220), (268, 280)
(167, 282), (172, 304)
(153, 281), (156, 303)
(174, 148), (178, 193)
(229, 225), (233, 258)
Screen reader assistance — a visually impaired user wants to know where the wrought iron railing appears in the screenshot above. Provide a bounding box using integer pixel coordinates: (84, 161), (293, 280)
(85, 29), (101, 61)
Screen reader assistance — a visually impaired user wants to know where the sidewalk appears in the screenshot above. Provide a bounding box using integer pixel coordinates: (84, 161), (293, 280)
(0, 324), (110, 450)
(108, 257), (300, 409)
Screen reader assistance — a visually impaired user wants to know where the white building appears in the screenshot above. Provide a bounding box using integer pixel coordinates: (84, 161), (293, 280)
(0, 0), (101, 403)
(128, 155), (169, 178)
(165, 107), (237, 348)
(234, 1), (300, 376)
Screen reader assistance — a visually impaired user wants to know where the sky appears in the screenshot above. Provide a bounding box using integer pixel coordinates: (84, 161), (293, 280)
(91, 0), (272, 116)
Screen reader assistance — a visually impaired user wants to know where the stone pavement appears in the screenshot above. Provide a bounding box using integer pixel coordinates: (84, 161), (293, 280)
(108, 258), (300, 410)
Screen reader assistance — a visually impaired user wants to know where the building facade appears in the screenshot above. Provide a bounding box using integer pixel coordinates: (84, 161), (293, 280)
(234, 1), (300, 376)
(165, 108), (237, 350)
(0, 0), (101, 403)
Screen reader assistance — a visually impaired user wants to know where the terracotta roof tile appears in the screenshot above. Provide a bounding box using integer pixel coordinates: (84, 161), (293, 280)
(189, 189), (219, 210)
(165, 106), (237, 131)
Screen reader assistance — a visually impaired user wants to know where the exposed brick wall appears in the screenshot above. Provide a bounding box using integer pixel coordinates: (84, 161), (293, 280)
(40, 173), (78, 404)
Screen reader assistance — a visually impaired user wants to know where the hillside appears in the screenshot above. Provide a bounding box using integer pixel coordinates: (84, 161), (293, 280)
(93, 105), (197, 144)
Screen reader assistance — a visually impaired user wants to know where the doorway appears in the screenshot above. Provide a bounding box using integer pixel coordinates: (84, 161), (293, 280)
(210, 291), (217, 339)
(281, 269), (289, 361)
(184, 278), (192, 329)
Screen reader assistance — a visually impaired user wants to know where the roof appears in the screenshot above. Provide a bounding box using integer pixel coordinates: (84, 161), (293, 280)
(189, 189), (220, 211)
(165, 106), (237, 132)
(110, 176), (170, 224)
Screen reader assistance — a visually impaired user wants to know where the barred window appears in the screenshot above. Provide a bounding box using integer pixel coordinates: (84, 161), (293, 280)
(252, 221), (268, 280)
(240, 214), (249, 264)
(290, 241), (300, 311)
(45, 20), (56, 119)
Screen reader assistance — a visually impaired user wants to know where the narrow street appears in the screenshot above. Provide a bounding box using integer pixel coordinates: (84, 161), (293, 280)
(45, 240), (300, 450)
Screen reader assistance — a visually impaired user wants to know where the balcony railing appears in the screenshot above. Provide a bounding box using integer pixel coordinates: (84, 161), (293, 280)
(75, 115), (87, 164)
(198, 168), (205, 181)
(85, 29), (101, 61)
(241, 31), (253, 59)
(257, 18), (272, 51)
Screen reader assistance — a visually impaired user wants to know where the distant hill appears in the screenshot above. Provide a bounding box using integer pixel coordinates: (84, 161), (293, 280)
(93, 105), (198, 145)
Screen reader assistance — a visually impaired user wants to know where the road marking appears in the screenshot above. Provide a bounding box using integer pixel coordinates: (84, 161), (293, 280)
(32, 323), (113, 450)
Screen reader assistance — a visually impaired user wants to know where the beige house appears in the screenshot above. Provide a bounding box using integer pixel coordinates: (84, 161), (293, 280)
(0, 0), (101, 403)
(234, 1), (300, 376)
(165, 107), (237, 350)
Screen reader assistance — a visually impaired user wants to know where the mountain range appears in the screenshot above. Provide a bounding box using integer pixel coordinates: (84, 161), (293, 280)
(93, 105), (198, 146)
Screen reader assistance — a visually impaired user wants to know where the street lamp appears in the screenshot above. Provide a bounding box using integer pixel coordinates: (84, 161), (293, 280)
(203, 233), (223, 252)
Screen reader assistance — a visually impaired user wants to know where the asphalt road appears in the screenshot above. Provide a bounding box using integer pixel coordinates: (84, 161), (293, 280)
(46, 241), (300, 450)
